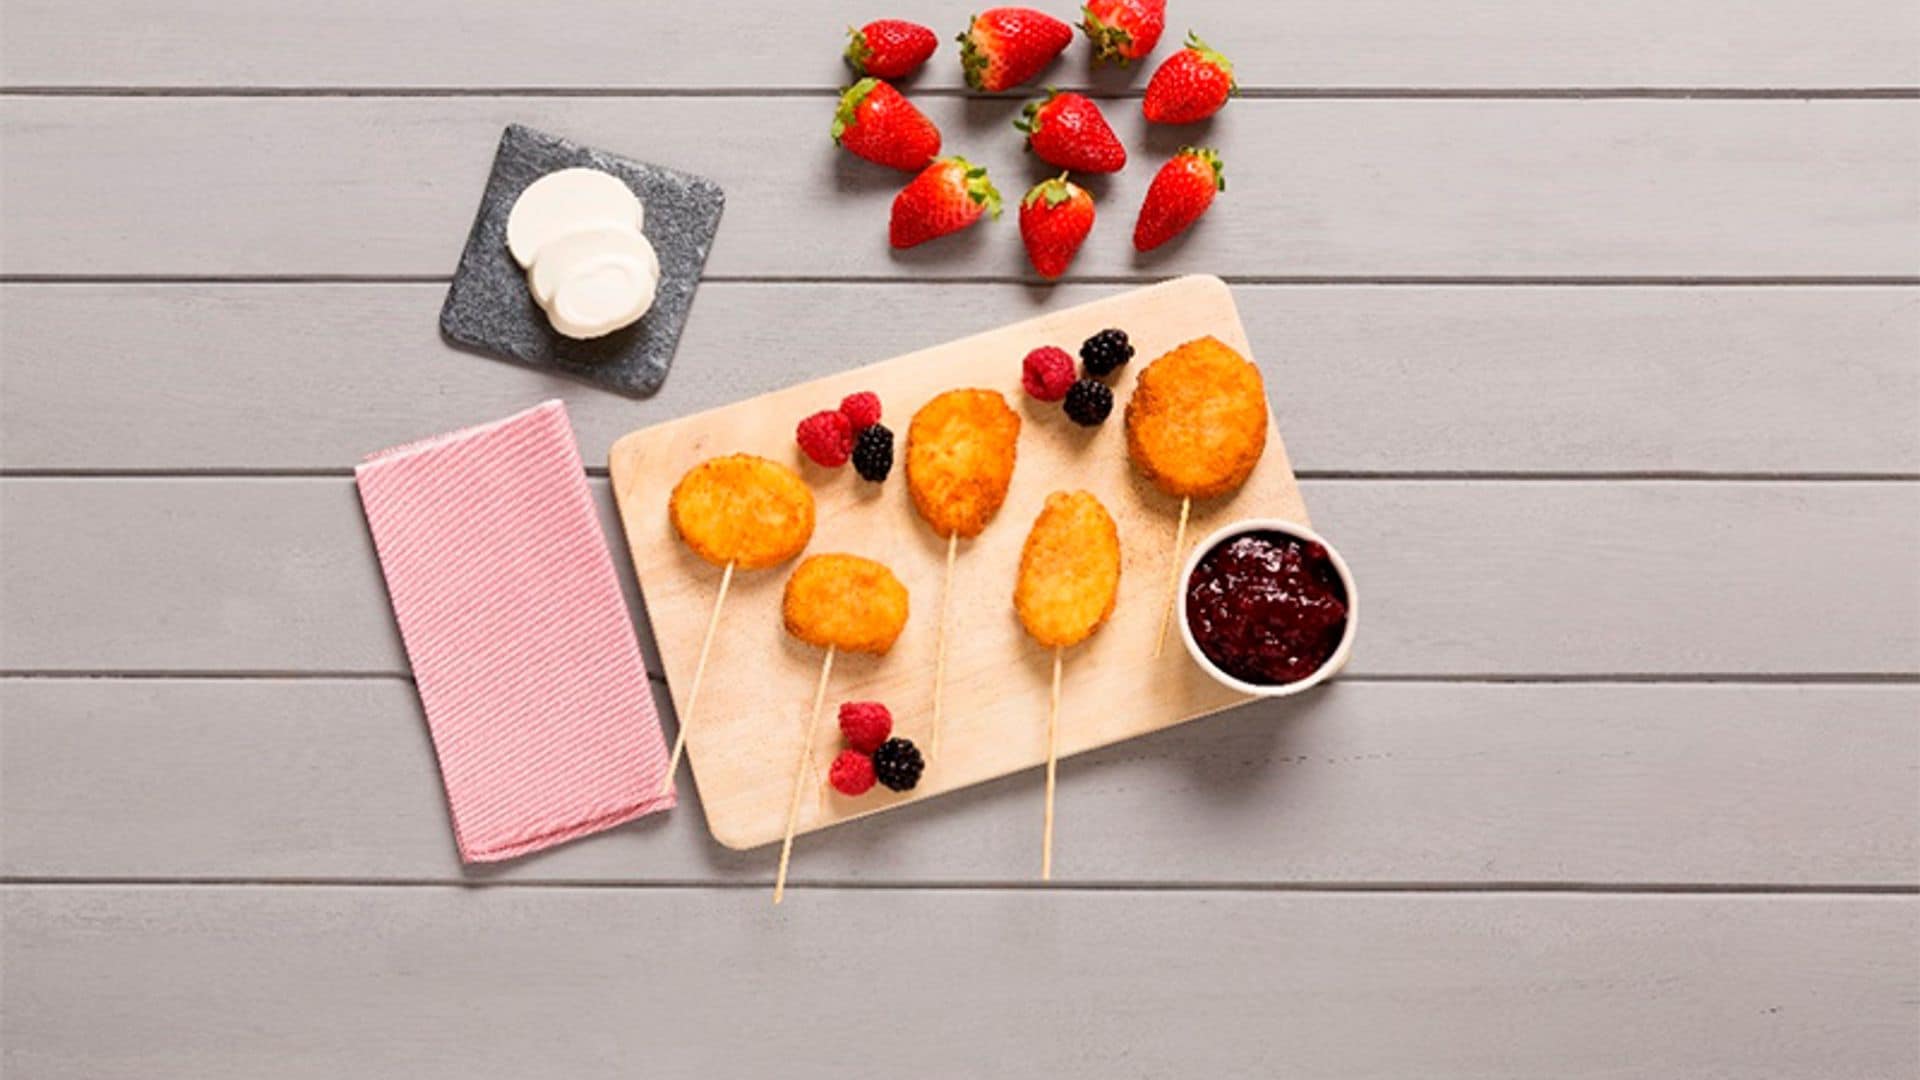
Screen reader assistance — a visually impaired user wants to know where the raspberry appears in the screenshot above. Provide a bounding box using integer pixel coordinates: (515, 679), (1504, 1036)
(796, 409), (855, 467)
(1062, 378), (1113, 426)
(829, 749), (877, 795)
(871, 737), (925, 792)
(838, 701), (893, 752)
(852, 423), (894, 483)
(839, 391), (883, 431)
(1079, 328), (1134, 377)
(1021, 346), (1077, 402)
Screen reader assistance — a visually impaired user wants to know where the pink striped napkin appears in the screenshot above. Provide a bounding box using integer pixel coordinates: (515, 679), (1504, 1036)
(357, 400), (673, 863)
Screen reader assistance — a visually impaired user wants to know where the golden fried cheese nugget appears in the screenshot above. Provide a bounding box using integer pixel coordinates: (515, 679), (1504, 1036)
(782, 554), (911, 654)
(1124, 336), (1269, 499)
(669, 454), (815, 571)
(1015, 491), (1122, 649)
(906, 389), (1022, 539)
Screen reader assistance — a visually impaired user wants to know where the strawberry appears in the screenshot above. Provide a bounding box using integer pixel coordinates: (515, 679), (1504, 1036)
(1016, 90), (1126, 174)
(1019, 175), (1095, 279)
(957, 8), (1074, 92)
(845, 19), (939, 79)
(832, 78), (941, 172)
(890, 156), (1002, 248)
(1142, 32), (1236, 124)
(1081, 0), (1165, 64)
(1133, 146), (1223, 252)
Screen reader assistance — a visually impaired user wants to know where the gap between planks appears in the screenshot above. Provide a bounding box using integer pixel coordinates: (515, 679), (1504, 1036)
(4, 672), (1916, 685)
(6, 274), (1920, 286)
(3, 87), (1918, 100)
(1, 879), (1915, 895)
(6, 470), (1919, 481)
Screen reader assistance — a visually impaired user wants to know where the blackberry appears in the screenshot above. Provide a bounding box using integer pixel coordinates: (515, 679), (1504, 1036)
(1079, 328), (1134, 377)
(852, 423), (894, 482)
(1062, 378), (1113, 426)
(871, 737), (925, 791)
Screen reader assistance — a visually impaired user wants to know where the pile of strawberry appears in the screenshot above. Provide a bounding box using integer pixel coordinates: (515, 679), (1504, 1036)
(835, 2), (1233, 279)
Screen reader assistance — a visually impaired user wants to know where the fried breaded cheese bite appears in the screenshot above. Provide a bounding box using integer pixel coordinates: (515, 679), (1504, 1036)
(1015, 491), (1122, 649)
(669, 454), (816, 570)
(906, 389), (1022, 539)
(782, 554), (911, 654)
(1124, 336), (1269, 499)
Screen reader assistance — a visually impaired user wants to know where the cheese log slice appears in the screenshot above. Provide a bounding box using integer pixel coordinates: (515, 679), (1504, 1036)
(505, 167), (645, 269)
(529, 226), (658, 308)
(532, 227), (661, 340)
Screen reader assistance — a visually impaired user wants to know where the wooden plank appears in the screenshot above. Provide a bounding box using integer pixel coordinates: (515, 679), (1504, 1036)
(4, 0), (1916, 90)
(613, 277), (1311, 848)
(5, 886), (1915, 1080)
(5, 283), (1916, 475)
(4, 98), (1914, 278)
(5, 679), (1915, 885)
(4, 478), (1916, 676)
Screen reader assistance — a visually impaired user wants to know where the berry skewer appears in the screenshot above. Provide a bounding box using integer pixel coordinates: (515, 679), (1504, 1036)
(1014, 492), (1122, 880)
(660, 455), (815, 796)
(774, 554), (910, 904)
(1123, 337), (1270, 657)
(905, 390), (1021, 759)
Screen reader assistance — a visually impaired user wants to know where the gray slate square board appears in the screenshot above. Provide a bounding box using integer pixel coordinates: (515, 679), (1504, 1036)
(440, 124), (725, 397)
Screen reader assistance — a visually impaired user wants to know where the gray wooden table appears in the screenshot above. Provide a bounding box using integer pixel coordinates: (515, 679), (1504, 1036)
(3, 3), (1917, 1076)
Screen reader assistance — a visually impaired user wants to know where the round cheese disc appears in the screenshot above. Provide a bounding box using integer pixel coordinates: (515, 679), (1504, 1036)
(529, 225), (658, 306)
(505, 167), (645, 269)
(530, 227), (660, 340)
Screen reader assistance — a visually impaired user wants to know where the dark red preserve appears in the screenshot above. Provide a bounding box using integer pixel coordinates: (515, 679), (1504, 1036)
(1185, 531), (1348, 686)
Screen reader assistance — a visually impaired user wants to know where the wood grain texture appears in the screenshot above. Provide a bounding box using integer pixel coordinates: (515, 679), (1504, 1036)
(5, 0), (1917, 90)
(6, 679), (1916, 885)
(5, 886), (1916, 1080)
(614, 277), (1306, 848)
(7, 478), (1915, 677)
(4, 97), (1915, 278)
(5, 283), (1917, 475)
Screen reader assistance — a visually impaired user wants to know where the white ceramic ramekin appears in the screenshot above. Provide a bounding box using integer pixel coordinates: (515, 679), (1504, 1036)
(1177, 518), (1358, 698)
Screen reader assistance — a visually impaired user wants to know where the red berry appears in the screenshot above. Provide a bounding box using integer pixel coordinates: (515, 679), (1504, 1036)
(1021, 346), (1078, 401)
(1017, 90), (1126, 174)
(829, 749), (877, 795)
(845, 19), (939, 79)
(796, 409), (855, 467)
(958, 7), (1074, 92)
(839, 391), (882, 431)
(838, 701), (894, 753)
(1142, 33), (1236, 124)
(890, 157), (1002, 249)
(1082, 0), (1166, 64)
(833, 78), (941, 172)
(1019, 175), (1095, 280)
(1134, 147), (1224, 252)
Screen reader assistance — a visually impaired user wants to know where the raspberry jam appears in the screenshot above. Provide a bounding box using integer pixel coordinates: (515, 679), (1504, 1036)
(1185, 531), (1349, 687)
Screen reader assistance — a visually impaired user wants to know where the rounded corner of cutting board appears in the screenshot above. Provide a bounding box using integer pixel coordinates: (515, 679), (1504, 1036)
(1170, 272), (1233, 302)
(700, 799), (767, 852)
(607, 430), (647, 476)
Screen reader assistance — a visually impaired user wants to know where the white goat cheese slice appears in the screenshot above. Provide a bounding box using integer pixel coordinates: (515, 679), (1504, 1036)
(505, 167), (644, 269)
(530, 227), (660, 340)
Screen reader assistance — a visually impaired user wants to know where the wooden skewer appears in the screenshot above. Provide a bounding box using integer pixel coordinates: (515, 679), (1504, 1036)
(1041, 646), (1063, 882)
(930, 531), (958, 759)
(773, 645), (836, 906)
(1152, 496), (1193, 658)
(660, 560), (735, 797)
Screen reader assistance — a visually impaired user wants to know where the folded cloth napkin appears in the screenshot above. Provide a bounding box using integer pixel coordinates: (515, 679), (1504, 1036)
(357, 400), (673, 862)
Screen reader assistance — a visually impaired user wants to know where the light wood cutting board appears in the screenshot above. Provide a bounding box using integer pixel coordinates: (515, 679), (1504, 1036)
(611, 275), (1309, 850)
